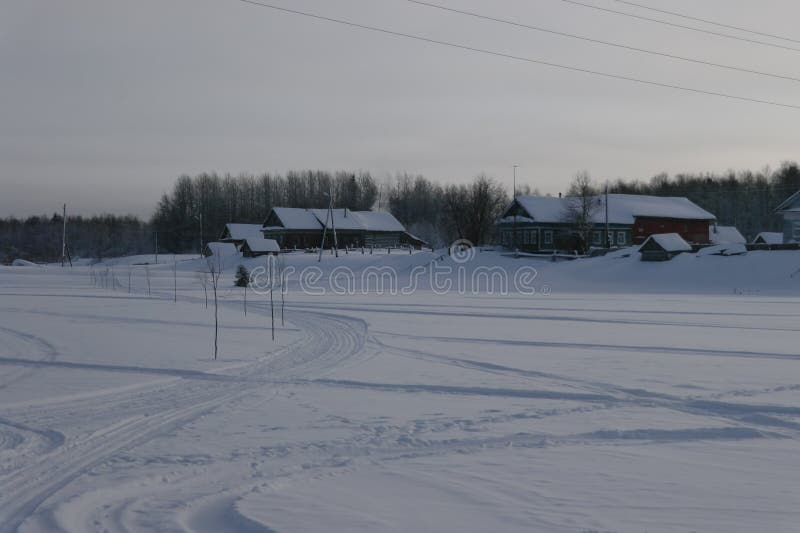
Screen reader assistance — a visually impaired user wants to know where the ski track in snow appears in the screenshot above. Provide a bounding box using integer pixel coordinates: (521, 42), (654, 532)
(1, 261), (799, 532)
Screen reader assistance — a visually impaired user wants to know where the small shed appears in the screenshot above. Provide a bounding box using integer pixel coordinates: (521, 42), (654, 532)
(219, 224), (265, 249)
(203, 241), (239, 258)
(753, 232), (784, 245)
(240, 238), (280, 257)
(639, 233), (691, 262)
(709, 225), (745, 245)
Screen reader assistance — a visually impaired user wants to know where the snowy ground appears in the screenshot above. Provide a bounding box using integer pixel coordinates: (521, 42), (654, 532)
(1, 249), (799, 532)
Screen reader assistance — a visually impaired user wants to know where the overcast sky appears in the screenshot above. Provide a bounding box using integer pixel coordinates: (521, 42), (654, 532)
(2, 0), (799, 218)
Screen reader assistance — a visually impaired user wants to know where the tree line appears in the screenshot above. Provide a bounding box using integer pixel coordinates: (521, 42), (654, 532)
(0, 214), (151, 264)
(2, 162), (798, 263)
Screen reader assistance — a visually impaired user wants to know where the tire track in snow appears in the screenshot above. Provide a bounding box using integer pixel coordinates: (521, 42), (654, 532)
(0, 305), (369, 532)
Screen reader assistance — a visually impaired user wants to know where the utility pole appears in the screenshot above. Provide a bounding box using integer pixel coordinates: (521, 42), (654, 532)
(154, 232), (159, 265)
(199, 210), (204, 258)
(512, 165), (519, 250)
(61, 204), (67, 267)
(318, 200), (331, 263)
(605, 182), (610, 248)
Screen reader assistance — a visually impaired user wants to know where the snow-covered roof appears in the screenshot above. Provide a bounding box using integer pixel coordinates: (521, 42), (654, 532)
(753, 232), (783, 245)
(642, 233), (692, 252)
(205, 242), (239, 257)
(267, 208), (405, 233)
(495, 215), (536, 225)
(775, 190), (800, 213)
(511, 194), (715, 224)
(221, 223), (263, 241)
(709, 225), (746, 245)
(270, 208), (322, 230)
(242, 238), (280, 253)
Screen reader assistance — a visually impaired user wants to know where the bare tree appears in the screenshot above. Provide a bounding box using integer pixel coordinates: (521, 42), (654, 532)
(206, 256), (222, 360)
(562, 171), (599, 252)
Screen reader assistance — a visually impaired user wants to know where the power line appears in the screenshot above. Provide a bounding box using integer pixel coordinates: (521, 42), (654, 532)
(613, 0), (800, 45)
(235, 0), (800, 110)
(405, 0), (800, 84)
(557, 0), (800, 54)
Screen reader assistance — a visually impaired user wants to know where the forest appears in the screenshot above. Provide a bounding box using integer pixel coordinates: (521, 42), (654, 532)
(1, 162), (798, 263)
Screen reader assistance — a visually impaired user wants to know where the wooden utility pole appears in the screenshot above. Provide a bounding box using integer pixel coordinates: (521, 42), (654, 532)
(61, 204), (67, 267)
(605, 182), (610, 248)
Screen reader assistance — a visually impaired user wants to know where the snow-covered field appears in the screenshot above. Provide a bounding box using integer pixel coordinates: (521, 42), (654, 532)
(1, 249), (800, 532)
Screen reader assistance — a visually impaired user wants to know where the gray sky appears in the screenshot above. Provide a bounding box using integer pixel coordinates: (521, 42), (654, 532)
(2, 0), (799, 218)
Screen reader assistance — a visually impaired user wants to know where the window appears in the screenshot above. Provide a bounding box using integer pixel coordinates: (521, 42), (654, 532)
(592, 231), (602, 245)
(523, 231), (530, 245)
(793, 221), (800, 241)
(544, 230), (553, 245)
(617, 231), (626, 245)
(530, 230), (537, 244)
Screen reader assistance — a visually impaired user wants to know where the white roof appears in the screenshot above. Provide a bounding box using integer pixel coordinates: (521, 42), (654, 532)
(271, 208), (322, 230)
(512, 194), (715, 224)
(709, 225), (746, 245)
(222, 223), (263, 241)
(269, 208), (405, 232)
(243, 238), (280, 253)
(754, 232), (783, 244)
(776, 190), (800, 213)
(642, 233), (692, 252)
(205, 242), (239, 256)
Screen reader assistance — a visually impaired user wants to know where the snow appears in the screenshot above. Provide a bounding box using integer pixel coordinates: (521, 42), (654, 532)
(2, 250), (800, 532)
(755, 232), (784, 245)
(775, 190), (800, 213)
(10, 259), (40, 267)
(242, 238), (280, 253)
(709, 225), (746, 245)
(204, 242), (238, 257)
(221, 223), (263, 241)
(642, 232), (692, 252)
(513, 194), (716, 224)
(271, 208), (405, 232)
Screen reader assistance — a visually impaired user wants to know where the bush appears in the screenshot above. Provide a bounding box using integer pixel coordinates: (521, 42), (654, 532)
(234, 265), (250, 287)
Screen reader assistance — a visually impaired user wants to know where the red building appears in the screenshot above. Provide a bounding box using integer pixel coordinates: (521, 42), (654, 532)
(632, 217), (712, 245)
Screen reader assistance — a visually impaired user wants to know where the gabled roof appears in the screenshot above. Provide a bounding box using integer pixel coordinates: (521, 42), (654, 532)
(242, 238), (280, 253)
(204, 242), (239, 257)
(270, 208), (322, 230)
(709, 225), (745, 245)
(220, 223), (263, 241)
(509, 194), (716, 224)
(264, 208), (406, 233)
(775, 190), (800, 213)
(753, 232), (783, 245)
(641, 233), (692, 253)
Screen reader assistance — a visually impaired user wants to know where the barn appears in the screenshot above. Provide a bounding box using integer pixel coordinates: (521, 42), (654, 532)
(261, 207), (421, 249)
(497, 194), (716, 252)
(638, 233), (692, 262)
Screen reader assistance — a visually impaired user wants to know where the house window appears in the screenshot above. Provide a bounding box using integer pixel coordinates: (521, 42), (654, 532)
(617, 231), (626, 245)
(523, 231), (530, 245)
(592, 231), (602, 245)
(530, 230), (537, 244)
(544, 230), (553, 245)
(793, 222), (800, 241)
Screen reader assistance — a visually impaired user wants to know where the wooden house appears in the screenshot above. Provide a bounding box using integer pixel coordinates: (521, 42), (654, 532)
(638, 233), (692, 262)
(775, 190), (800, 244)
(497, 194), (716, 253)
(261, 207), (422, 249)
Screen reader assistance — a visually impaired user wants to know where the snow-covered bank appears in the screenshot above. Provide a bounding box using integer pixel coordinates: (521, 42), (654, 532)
(1, 254), (799, 532)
